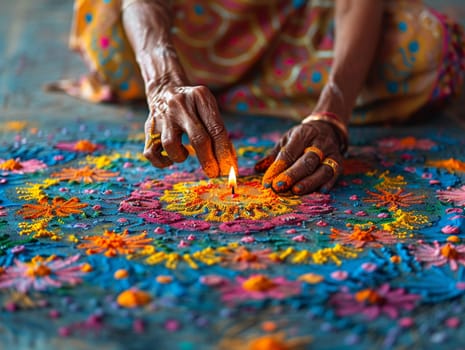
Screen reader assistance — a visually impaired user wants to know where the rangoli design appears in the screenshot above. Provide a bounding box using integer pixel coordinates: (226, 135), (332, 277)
(0, 115), (465, 349)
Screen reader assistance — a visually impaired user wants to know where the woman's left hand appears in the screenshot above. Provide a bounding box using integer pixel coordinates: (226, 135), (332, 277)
(255, 121), (344, 195)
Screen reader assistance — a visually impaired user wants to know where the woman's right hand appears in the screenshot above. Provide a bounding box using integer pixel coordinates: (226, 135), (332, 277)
(121, 1), (236, 178)
(144, 85), (237, 178)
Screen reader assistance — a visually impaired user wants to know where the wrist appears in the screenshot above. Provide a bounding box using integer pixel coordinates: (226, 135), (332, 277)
(301, 112), (349, 153)
(313, 81), (350, 124)
(139, 47), (189, 100)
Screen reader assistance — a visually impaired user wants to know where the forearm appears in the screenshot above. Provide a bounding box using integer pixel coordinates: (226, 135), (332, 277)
(314, 0), (383, 123)
(122, 0), (188, 99)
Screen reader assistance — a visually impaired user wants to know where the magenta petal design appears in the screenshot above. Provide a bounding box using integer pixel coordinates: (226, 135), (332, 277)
(437, 186), (465, 206)
(0, 255), (86, 293)
(218, 219), (275, 233)
(171, 220), (211, 231)
(119, 196), (161, 213)
(329, 284), (420, 320)
(138, 209), (184, 224)
(0, 158), (47, 174)
(270, 214), (307, 226)
(412, 241), (465, 271)
(217, 275), (301, 303)
(163, 171), (198, 184)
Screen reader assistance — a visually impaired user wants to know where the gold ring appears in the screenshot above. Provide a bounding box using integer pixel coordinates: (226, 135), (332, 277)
(146, 133), (162, 149)
(149, 133), (161, 140)
(304, 146), (324, 162)
(322, 158), (339, 175)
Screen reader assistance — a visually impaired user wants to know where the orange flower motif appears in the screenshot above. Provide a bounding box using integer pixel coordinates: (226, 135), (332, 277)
(55, 139), (102, 153)
(219, 246), (274, 270)
(330, 225), (397, 248)
(51, 165), (119, 183)
(427, 158), (465, 173)
(0, 159), (23, 171)
(364, 188), (425, 210)
(17, 197), (88, 219)
(77, 229), (153, 257)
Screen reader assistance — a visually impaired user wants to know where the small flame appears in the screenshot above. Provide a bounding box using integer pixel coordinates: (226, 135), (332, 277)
(228, 166), (237, 194)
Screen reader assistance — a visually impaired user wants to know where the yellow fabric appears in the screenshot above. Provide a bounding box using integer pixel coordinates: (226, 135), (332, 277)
(66, 0), (464, 124)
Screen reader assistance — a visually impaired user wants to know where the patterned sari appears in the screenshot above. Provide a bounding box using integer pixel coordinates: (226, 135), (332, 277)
(63, 0), (465, 124)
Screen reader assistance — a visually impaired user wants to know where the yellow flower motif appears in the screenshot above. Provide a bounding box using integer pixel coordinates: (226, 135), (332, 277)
(375, 171), (407, 191)
(84, 154), (115, 169)
(16, 179), (59, 201)
(145, 251), (199, 269)
(382, 209), (429, 239)
(311, 244), (360, 265)
(18, 218), (61, 241)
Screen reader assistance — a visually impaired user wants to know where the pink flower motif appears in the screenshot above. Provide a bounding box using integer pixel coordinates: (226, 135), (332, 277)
(138, 209), (183, 224)
(171, 220), (211, 231)
(271, 214), (307, 226)
(163, 171), (197, 184)
(138, 179), (172, 193)
(131, 190), (161, 199)
(301, 192), (331, 205)
(298, 193), (333, 215)
(218, 275), (301, 303)
(0, 158), (47, 174)
(0, 255), (87, 293)
(218, 219), (275, 233)
(119, 194), (161, 213)
(0, 206), (6, 216)
(412, 241), (465, 271)
(437, 186), (465, 206)
(54, 140), (103, 153)
(329, 284), (420, 320)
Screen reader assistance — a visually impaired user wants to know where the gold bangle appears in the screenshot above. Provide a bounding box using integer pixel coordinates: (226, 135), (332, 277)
(301, 114), (348, 153)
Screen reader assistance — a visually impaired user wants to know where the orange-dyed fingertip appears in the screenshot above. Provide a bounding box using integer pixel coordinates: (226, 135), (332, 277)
(272, 174), (293, 192)
(262, 160), (287, 186)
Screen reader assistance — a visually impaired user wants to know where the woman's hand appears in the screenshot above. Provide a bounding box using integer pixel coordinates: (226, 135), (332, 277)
(144, 85), (237, 178)
(255, 121), (343, 195)
(122, 1), (236, 178)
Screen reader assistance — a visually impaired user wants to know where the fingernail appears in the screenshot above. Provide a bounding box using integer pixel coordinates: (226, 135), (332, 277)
(292, 185), (303, 194)
(263, 182), (271, 189)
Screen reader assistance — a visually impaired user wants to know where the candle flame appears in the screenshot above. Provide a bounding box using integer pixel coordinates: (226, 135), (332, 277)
(228, 166), (237, 191)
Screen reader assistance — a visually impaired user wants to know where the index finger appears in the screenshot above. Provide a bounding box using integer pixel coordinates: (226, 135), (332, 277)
(184, 118), (220, 178)
(194, 87), (238, 176)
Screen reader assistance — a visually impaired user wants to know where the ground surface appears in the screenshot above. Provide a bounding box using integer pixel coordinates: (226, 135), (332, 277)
(1, 1), (465, 350)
